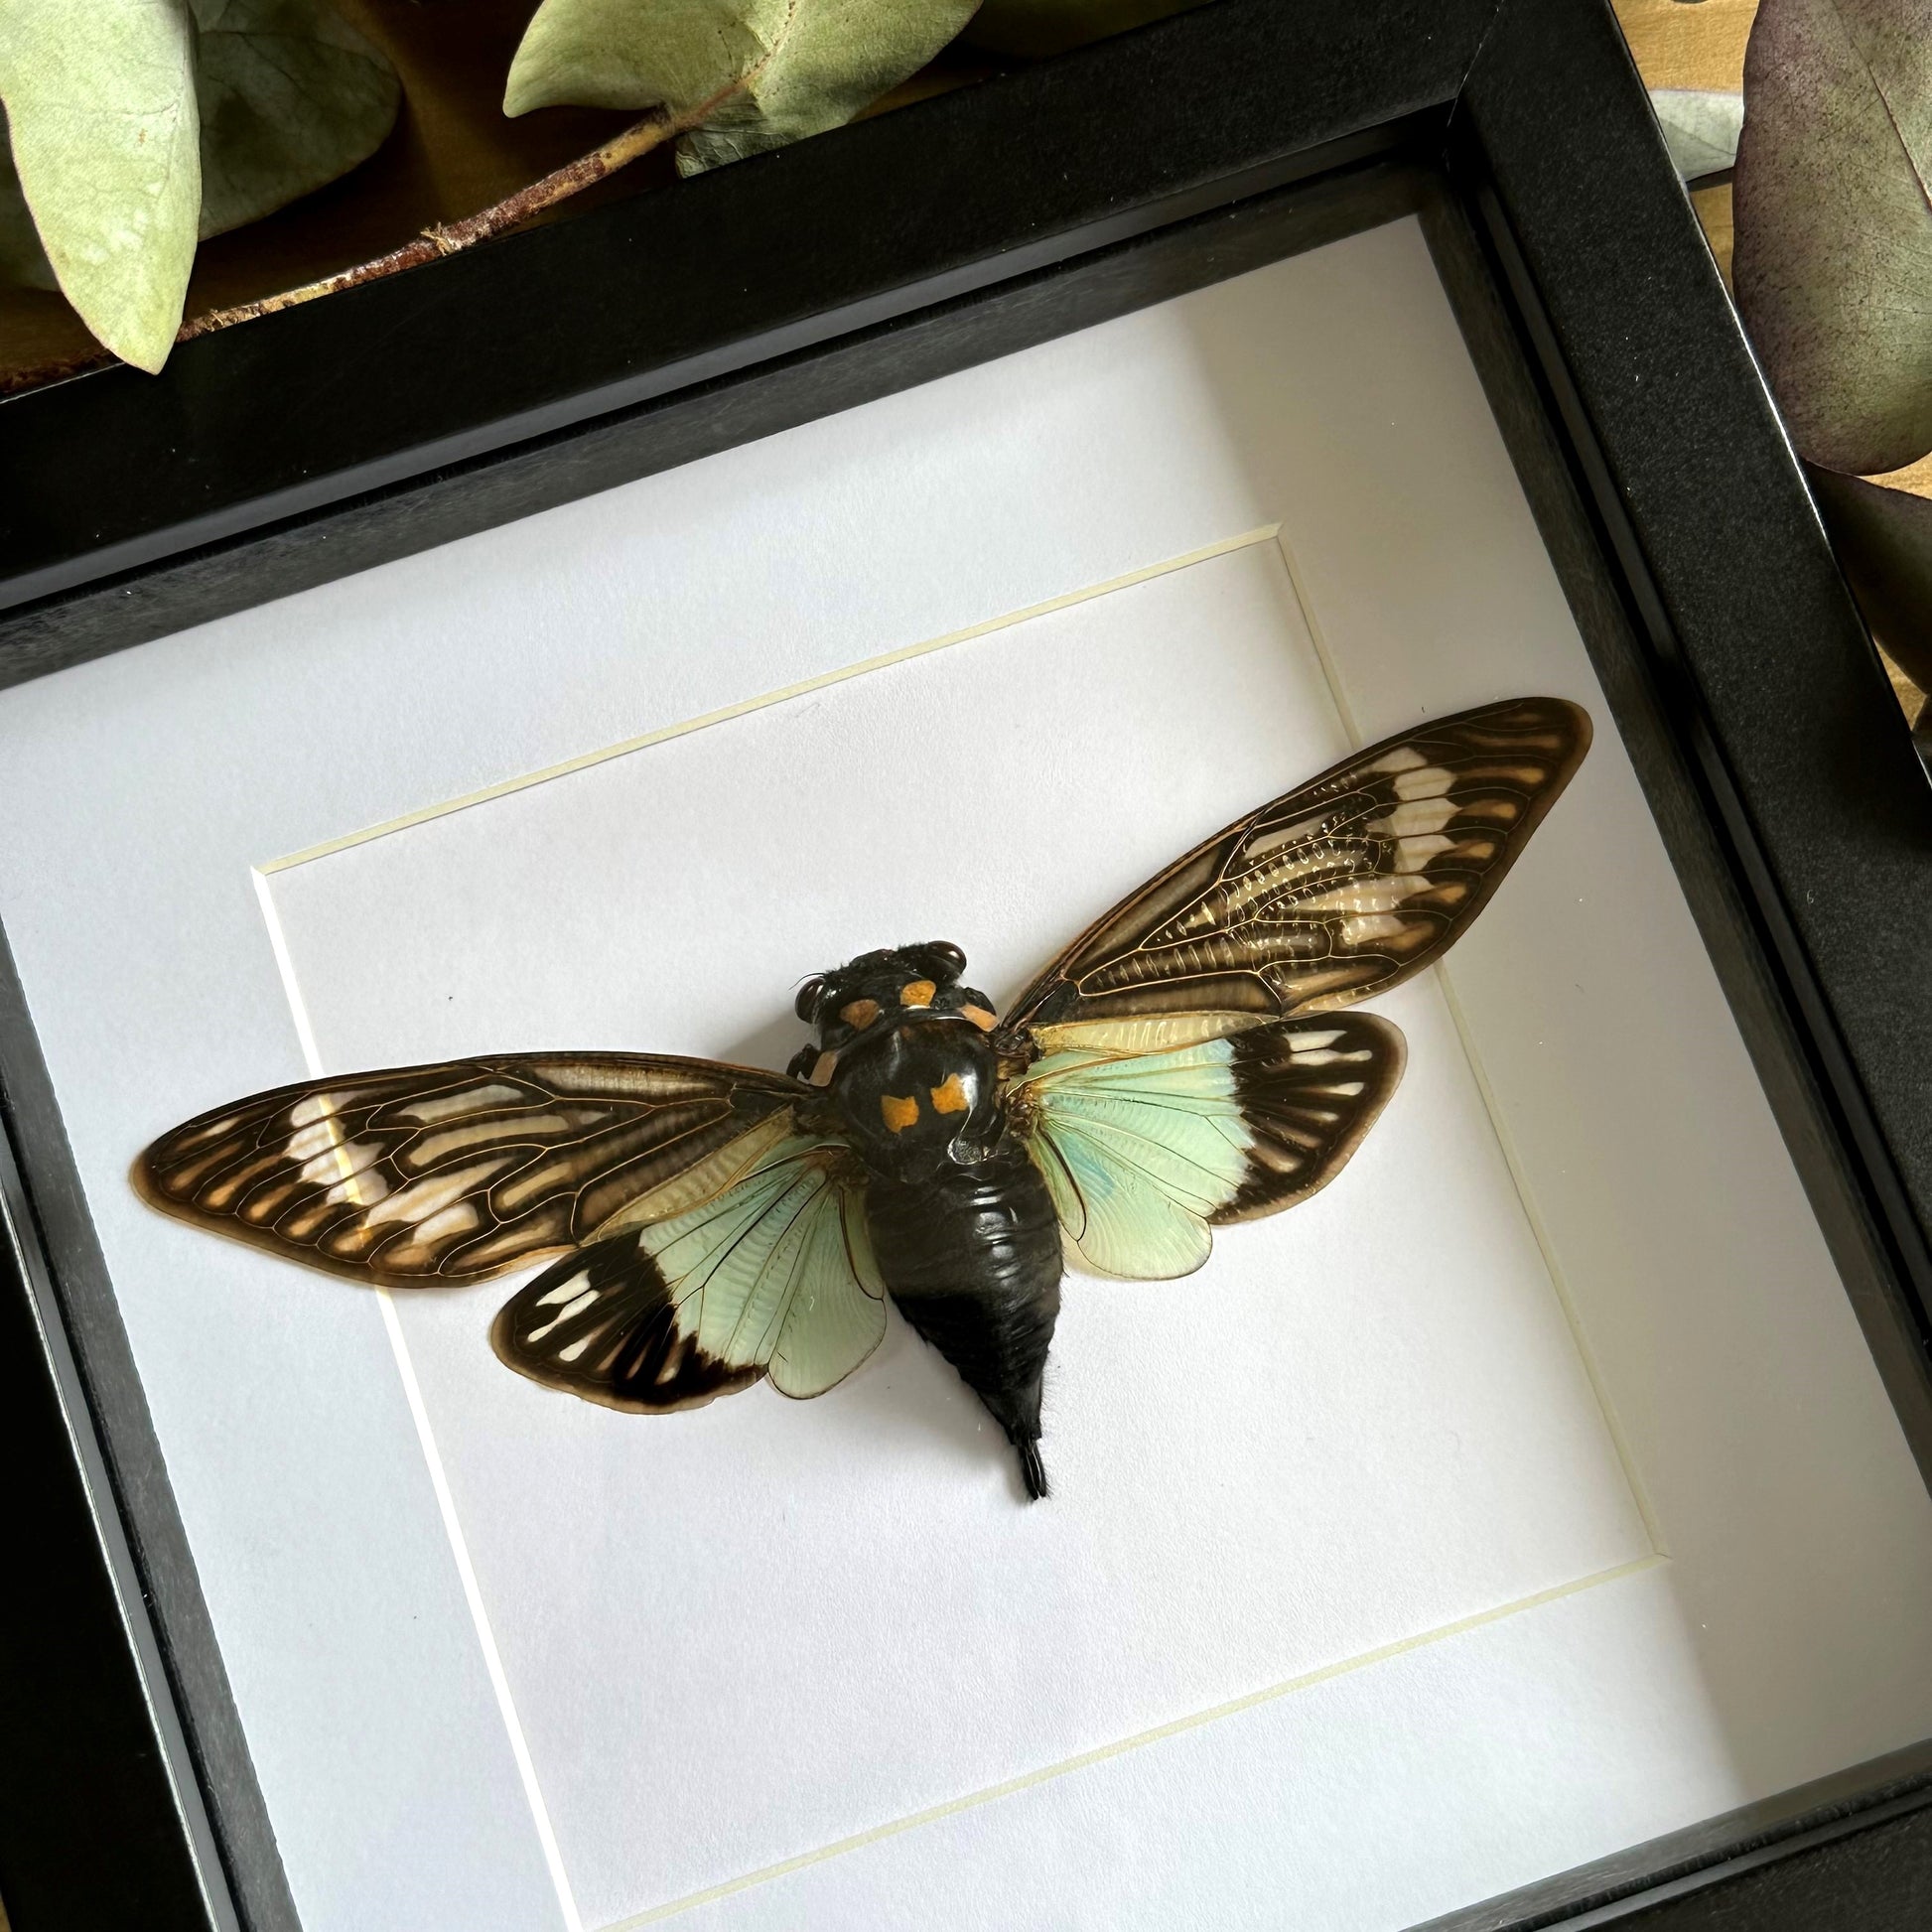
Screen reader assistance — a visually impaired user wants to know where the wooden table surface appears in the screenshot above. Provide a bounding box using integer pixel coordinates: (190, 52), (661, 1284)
(1615, 0), (1754, 275)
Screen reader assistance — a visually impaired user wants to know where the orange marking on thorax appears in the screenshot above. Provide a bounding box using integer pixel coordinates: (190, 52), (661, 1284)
(959, 1004), (998, 1033)
(929, 1074), (969, 1115)
(809, 1050), (839, 1088)
(881, 1093), (920, 1133)
(898, 980), (936, 1008)
(840, 999), (881, 1030)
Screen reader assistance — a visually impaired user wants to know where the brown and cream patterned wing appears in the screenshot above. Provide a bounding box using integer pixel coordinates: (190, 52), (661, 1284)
(1004, 697), (1590, 1053)
(134, 1052), (803, 1287)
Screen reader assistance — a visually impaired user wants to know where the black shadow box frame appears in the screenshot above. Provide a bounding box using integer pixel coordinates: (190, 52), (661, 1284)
(4, 0), (1932, 1926)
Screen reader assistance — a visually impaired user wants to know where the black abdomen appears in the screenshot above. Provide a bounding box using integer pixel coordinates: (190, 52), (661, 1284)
(865, 1141), (1063, 1499)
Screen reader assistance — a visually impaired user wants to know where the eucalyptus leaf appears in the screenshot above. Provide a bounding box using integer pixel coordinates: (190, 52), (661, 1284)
(0, 0), (201, 371)
(504, 0), (980, 176)
(1732, 0), (1932, 477)
(965, 0), (1198, 61)
(1806, 464), (1932, 691)
(1648, 87), (1743, 184)
(0, 0), (397, 368)
(192, 0), (400, 240)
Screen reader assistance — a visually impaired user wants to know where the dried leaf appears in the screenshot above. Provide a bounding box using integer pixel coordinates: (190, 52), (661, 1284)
(1732, 0), (1932, 476)
(1806, 464), (1932, 691)
(964, 0), (1198, 61)
(1649, 87), (1743, 183)
(193, 0), (401, 239)
(504, 0), (980, 175)
(0, 0), (201, 371)
(0, 0), (397, 369)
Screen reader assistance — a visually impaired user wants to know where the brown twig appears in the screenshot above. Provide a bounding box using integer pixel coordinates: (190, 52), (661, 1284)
(177, 80), (743, 345)
(0, 348), (111, 396)
(0, 74), (751, 393)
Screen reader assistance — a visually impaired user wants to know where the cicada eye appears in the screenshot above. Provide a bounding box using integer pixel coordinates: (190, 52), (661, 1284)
(794, 977), (826, 1024)
(919, 941), (966, 980)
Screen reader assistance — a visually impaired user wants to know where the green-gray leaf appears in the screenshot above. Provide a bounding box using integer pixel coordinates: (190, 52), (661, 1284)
(964, 0), (1198, 61)
(0, 0), (201, 371)
(1732, 0), (1932, 477)
(504, 0), (981, 176)
(0, 0), (398, 365)
(1649, 87), (1743, 184)
(191, 0), (400, 240)
(1807, 464), (1932, 691)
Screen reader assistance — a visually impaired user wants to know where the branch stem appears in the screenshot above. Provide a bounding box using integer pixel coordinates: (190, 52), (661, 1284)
(177, 83), (736, 344)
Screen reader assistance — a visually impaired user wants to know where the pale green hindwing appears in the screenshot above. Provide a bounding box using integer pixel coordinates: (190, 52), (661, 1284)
(638, 1136), (887, 1398)
(491, 1134), (886, 1409)
(1015, 1039), (1254, 1281)
(1012, 1015), (1405, 1283)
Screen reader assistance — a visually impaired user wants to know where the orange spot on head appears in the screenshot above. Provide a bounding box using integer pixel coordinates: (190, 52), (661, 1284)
(808, 1050), (839, 1088)
(929, 1073), (969, 1115)
(881, 1093), (920, 1133)
(959, 1004), (998, 1033)
(898, 980), (935, 1009)
(840, 999), (881, 1030)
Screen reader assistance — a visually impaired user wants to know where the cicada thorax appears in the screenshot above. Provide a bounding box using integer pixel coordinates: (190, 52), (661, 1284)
(790, 941), (1002, 1178)
(791, 942), (1064, 1497)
